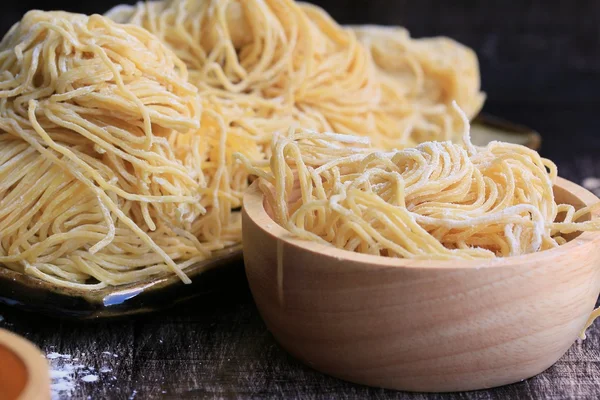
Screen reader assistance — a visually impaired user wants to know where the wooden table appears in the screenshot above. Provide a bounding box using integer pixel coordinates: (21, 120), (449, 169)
(1, 102), (600, 399)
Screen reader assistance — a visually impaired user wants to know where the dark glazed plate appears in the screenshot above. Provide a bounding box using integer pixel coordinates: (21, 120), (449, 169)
(471, 113), (541, 150)
(0, 114), (540, 319)
(0, 244), (243, 320)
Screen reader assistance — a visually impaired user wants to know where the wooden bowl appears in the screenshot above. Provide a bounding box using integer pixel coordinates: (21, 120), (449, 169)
(242, 177), (600, 392)
(0, 329), (50, 400)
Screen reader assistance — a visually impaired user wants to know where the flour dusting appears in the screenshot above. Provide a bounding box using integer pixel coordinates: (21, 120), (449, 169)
(81, 374), (99, 383)
(46, 349), (119, 399)
(47, 352), (71, 360)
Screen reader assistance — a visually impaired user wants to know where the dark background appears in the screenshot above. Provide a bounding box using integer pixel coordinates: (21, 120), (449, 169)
(2, 2), (600, 399)
(1, 0), (599, 162)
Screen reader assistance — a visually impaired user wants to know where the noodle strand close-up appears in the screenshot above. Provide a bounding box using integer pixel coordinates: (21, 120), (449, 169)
(103, 0), (487, 269)
(240, 103), (600, 259)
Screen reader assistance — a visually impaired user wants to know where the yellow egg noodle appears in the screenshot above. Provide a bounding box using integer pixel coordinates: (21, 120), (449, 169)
(350, 25), (485, 123)
(104, 0), (486, 256)
(0, 11), (239, 289)
(240, 104), (600, 259)
(0, 1), (485, 289)
(106, 0), (484, 150)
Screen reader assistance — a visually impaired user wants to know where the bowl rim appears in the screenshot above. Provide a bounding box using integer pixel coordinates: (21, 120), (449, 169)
(243, 176), (600, 270)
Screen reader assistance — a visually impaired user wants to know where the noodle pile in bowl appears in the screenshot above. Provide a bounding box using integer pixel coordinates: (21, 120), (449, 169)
(0, 0), (490, 288)
(239, 104), (600, 259)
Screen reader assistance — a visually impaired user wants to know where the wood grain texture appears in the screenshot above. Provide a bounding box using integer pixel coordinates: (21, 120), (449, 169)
(1, 266), (600, 399)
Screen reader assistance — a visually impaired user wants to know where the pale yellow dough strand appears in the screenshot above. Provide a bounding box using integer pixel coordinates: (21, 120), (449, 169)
(105, 0), (486, 255)
(240, 103), (600, 260)
(0, 11), (229, 288)
(1, 0), (488, 289)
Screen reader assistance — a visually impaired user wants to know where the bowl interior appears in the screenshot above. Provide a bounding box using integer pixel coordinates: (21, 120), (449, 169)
(0, 344), (28, 400)
(554, 183), (591, 241)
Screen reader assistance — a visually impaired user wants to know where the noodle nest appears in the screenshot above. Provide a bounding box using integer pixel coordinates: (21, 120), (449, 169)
(241, 104), (600, 259)
(0, 11), (216, 288)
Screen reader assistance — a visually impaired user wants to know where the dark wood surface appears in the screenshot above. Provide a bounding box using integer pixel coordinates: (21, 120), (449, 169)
(1, 1), (600, 399)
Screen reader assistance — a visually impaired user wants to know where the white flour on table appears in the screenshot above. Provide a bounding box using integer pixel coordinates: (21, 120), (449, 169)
(46, 349), (119, 399)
